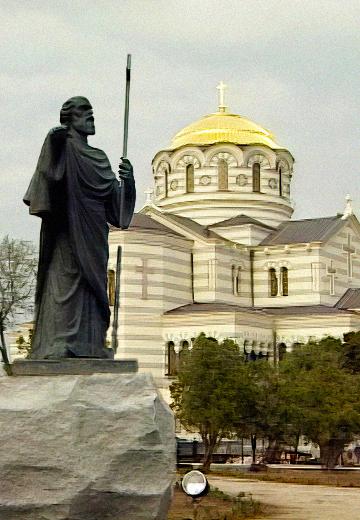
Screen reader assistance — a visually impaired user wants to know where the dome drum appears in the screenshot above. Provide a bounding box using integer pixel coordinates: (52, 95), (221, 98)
(155, 192), (294, 227)
(151, 103), (294, 229)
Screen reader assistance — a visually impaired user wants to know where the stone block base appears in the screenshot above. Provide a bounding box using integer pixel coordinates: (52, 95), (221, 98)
(0, 372), (175, 519)
(11, 358), (138, 376)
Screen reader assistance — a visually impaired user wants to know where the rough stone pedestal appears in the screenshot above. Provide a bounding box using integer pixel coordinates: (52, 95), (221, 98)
(0, 372), (176, 520)
(11, 358), (138, 376)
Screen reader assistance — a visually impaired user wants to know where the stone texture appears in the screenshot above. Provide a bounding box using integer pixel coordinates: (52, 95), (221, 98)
(11, 358), (138, 376)
(0, 373), (176, 520)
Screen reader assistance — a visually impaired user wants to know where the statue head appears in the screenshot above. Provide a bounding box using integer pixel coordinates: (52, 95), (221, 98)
(60, 96), (95, 136)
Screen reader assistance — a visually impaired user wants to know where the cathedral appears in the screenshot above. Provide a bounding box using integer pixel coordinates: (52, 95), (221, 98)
(107, 83), (360, 396)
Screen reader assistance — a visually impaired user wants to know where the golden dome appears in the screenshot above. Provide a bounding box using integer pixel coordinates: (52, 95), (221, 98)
(169, 111), (284, 150)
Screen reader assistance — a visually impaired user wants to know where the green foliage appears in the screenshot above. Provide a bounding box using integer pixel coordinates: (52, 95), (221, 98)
(171, 332), (360, 470)
(342, 331), (360, 373)
(279, 336), (360, 467)
(196, 490), (262, 519)
(170, 333), (244, 469)
(208, 486), (233, 501)
(236, 360), (281, 437)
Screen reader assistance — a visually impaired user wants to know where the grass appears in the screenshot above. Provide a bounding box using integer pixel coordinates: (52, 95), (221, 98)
(168, 485), (265, 519)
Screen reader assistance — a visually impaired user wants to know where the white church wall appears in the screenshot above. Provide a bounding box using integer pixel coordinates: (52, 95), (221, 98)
(275, 313), (360, 347)
(234, 311), (273, 347)
(253, 245), (323, 307)
(214, 244), (252, 306)
(192, 243), (252, 305)
(163, 310), (271, 346)
(108, 229), (193, 378)
(210, 224), (271, 246)
(192, 244), (217, 302)
(319, 221), (360, 305)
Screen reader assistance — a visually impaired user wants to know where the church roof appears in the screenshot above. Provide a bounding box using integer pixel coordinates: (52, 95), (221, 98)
(261, 305), (353, 315)
(164, 303), (354, 316)
(140, 208), (227, 242)
(335, 288), (360, 309)
(164, 303), (266, 315)
(209, 214), (275, 230)
(168, 111), (287, 151)
(111, 213), (184, 238)
(260, 215), (343, 245)
(162, 213), (224, 240)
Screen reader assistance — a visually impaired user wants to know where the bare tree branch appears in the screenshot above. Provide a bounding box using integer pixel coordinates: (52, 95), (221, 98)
(0, 236), (37, 363)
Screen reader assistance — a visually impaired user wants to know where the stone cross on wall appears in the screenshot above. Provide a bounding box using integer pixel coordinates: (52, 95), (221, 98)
(327, 260), (337, 296)
(136, 258), (156, 299)
(343, 233), (355, 278)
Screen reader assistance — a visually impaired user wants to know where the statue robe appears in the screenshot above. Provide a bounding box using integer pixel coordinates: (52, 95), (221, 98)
(24, 132), (136, 358)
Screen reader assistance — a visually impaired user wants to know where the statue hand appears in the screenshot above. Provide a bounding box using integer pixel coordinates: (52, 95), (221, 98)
(118, 157), (134, 180)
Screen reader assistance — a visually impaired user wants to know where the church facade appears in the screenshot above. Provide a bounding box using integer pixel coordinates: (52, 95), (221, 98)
(108, 87), (360, 396)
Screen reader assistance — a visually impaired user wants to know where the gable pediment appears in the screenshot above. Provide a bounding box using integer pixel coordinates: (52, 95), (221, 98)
(139, 205), (230, 245)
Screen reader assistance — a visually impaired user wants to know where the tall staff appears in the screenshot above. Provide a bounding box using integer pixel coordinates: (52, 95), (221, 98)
(111, 54), (132, 354)
(122, 54), (131, 159)
(111, 245), (122, 353)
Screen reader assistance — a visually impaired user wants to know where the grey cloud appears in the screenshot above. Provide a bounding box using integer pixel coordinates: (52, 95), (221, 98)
(1, 0), (360, 240)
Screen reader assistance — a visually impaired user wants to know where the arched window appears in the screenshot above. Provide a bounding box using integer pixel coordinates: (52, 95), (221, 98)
(278, 167), (283, 197)
(186, 164), (194, 193)
(218, 159), (228, 190)
(167, 341), (177, 376)
(108, 269), (115, 306)
(281, 267), (288, 296)
(232, 265), (241, 296)
(252, 162), (260, 192)
(179, 340), (189, 369)
(269, 268), (278, 297)
(236, 267), (241, 295)
(248, 350), (257, 362)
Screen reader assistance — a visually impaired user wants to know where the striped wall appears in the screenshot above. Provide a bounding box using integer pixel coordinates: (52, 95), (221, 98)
(319, 221), (360, 305)
(252, 245), (321, 307)
(163, 310), (273, 354)
(192, 243), (252, 305)
(108, 228), (193, 378)
(275, 312), (360, 347)
(213, 224), (272, 246)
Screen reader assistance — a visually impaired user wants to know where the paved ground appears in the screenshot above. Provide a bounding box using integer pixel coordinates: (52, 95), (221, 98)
(209, 476), (360, 519)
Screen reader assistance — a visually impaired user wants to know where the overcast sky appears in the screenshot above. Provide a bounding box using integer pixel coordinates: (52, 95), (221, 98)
(1, 0), (360, 242)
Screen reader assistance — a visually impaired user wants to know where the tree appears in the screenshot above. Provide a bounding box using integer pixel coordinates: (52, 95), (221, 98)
(280, 337), (360, 469)
(234, 360), (298, 464)
(170, 333), (243, 471)
(342, 331), (360, 373)
(245, 361), (287, 464)
(0, 236), (37, 364)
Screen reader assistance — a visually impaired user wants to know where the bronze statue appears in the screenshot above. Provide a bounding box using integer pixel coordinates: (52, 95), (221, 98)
(24, 97), (136, 359)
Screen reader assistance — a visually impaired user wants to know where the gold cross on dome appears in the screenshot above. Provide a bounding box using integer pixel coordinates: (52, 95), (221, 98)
(216, 81), (228, 112)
